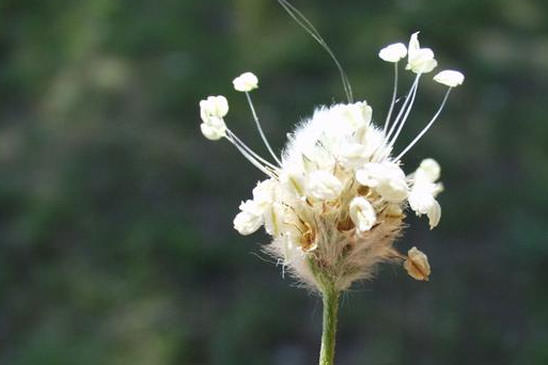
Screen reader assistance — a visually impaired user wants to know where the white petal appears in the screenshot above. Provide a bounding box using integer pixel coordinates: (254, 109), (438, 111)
(408, 189), (433, 215)
(357, 162), (408, 203)
(380, 178), (409, 203)
(433, 70), (465, 87)
(233, 72), (259, 92)
(349, 197), (377, 232)
(417, 158), (441, 182)
(427, 199), (441, 229)
(306, 171), (343, 201)
(378, 42), (407, 62)
(252, 179), (276, 205)
(233, 200), (264, 235)
(264, 203), (283, 236)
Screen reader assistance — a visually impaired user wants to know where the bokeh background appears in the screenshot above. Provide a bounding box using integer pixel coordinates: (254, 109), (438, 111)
(1, 0), (548, 364)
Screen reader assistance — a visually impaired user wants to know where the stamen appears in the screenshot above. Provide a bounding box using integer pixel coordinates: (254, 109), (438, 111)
(225, 133), (278, 177)
(226, 129), (279, 171)
(383, 62), (399, 135)
(245, 92), (283, 166)
(277, 0), (353, 103)
(385, 74), (421, 141)
(388, 74), (421, 148)
(394, 88), (452, 161)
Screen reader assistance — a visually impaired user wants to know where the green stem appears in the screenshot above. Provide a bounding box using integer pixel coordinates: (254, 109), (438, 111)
(319, 286), (340, 365)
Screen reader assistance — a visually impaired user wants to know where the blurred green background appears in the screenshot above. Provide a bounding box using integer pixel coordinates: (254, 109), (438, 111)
(1, 0), (547, 364)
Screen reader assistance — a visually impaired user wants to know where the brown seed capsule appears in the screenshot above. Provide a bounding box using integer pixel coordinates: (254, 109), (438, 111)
(404, 247), (431, 281)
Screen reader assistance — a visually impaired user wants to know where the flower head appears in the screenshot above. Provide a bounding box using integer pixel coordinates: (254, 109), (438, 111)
(198, 32), (463, 292)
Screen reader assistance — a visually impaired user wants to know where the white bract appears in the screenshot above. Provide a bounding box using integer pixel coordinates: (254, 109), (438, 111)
(199, 32), (464, 291)
(233, 72), (259, 92)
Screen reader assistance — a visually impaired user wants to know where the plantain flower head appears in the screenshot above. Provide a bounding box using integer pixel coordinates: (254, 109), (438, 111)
(198, 32), (463, 291)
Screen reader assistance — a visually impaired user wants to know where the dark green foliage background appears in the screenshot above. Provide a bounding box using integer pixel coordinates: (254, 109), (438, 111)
(1, 0), (547, 364)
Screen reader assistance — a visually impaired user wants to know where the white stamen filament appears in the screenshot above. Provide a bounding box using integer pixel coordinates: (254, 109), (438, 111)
(383, 62), (399, 135)
(225, 132), (278, 177)
(245, 92), (283, 166)
(226, 129), (279, 171)
(385, 74), (421, 141)
(394, 87), (452, 161)
(388, 74), (421, 148)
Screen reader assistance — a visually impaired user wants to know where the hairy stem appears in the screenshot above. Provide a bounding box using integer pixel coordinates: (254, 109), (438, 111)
(319, 286), (340, 365)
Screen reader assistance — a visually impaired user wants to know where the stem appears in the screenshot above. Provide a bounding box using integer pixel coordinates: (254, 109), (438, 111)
(319, 286), (340, 365)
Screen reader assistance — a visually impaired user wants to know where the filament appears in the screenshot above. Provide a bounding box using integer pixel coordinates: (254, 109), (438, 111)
(226, 129), (279, 170)
(388, 74), (421, 148)
(383, 62), (399, 135)
(394, 88), (452, 161)
(277, 0), (353, 103)
(225, 132), (278, 177)
(385, 74), (420, 141)
(245, 92), (282, 166)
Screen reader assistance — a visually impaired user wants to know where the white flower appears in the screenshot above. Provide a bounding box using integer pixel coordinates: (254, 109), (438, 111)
(349, 197), (377, 232)
(406, 32), (437, 74)
(408, 191), (441, 229)
(233, 72), (259, 92)
(200, 116), (226, 140)
(433, 70), (465, 87)
(306, 170), (343, 201)
(233, 200), (264, 235)
(378, 42), (407, 62)
(200, 95), (229, 122)
(201, 30), (463, 292)
(408, 159), (443, 229)
(356, 162), (409, 203)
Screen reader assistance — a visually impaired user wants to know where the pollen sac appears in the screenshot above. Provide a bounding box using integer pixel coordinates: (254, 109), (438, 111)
(233, 72), (259, 92)
(433, 70), (465, 88)
(404, 247), (431, 281)
(378, 42), (407, 63)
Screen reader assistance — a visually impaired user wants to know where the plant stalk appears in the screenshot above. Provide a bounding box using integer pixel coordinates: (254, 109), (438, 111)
(319, 286), (340, 365)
